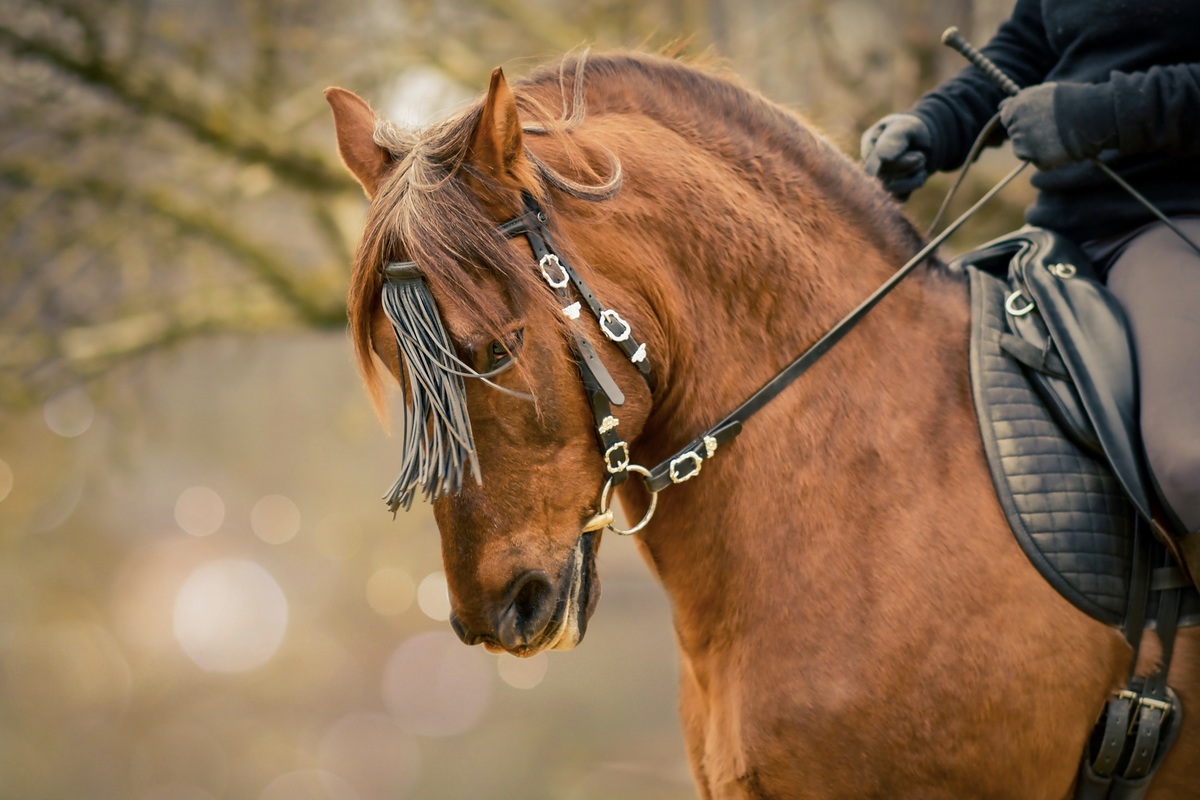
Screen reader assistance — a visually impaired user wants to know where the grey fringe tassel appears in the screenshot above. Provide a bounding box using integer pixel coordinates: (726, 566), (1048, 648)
(380, 261), (481, 513)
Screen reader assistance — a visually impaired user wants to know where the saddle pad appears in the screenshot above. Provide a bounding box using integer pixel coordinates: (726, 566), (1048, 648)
(970, 265), (1137, 625)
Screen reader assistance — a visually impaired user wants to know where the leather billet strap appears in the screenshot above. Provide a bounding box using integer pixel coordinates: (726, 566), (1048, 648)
(1084, 547), (1183, 789)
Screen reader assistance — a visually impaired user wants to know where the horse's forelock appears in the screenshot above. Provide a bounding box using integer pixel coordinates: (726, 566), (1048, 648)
(349, 113), (575, 421)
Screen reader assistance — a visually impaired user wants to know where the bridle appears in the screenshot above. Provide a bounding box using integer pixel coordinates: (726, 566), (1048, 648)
(498, 192), (652, 499)
(496, 178), (1025, 534)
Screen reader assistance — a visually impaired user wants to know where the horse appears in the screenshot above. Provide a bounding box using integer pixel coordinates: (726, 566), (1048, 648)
(324, 51), (1199, 798)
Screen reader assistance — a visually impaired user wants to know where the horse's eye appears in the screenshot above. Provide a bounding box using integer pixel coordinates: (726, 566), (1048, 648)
(487, 329), (523, 371)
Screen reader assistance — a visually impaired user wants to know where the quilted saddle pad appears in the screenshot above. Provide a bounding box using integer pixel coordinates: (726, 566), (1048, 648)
(967, 265), (1197, 627)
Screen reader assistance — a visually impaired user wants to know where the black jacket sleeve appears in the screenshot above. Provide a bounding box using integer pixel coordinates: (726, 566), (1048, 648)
(1058, 64), (1200, 161)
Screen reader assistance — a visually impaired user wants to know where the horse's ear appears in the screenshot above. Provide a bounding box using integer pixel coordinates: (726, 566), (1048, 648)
(467, 67), (525, 183)
(324, 87), (393, 198)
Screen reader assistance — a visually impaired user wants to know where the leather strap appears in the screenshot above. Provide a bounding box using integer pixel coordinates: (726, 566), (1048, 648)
(641, 165), (1028, 495)
(997, 332), (1070, 379)
(1121, 519), (1152, 675)
(1084, 544), (1183, 790)
(502, 195), (654, 387)
(1088, 518), (1153, 778)
(500, 196), (651, 484)
(1123, 584), (1181, 780)
(1090, 691), (1136, 777)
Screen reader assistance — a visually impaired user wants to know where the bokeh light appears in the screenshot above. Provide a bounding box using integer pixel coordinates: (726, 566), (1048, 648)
(382, 631), (492, 737)
(416, 572), (451, 621)
(313, 513), (363, 562)
(43, 387), (94, 438)
(497, 651), (549, 690)
(139, 786), (221, 800)
(318, 712), (420, 799)
(5, 621), (132, 720)
(173, 559), (289, 672)
(257, 770), (359, 800)
(131, 723), (229, 799)
(31, 468), (84, 532)
(365, 567), (415, 616)
(0, 457), (12, 502)
(111, 542), (197, 652)
(250, 494), (301, 544)
(174, 486), (225, 537)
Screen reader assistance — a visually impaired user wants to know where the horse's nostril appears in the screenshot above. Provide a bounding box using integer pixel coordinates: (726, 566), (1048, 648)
(449, 612), (471, 643)
(450, 612), (494, 647)
(513, 572), (550, 620)
(496, 570), (555, 650)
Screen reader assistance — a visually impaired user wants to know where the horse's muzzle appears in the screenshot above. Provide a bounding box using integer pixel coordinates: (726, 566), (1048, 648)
(449, 533), (598, 655)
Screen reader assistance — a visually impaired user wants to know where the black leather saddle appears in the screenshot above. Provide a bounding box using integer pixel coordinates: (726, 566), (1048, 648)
(952, 229), (1198, 626)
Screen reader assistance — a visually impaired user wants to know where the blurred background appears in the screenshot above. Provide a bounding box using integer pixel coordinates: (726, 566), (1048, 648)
(0, 1), (1029, 798)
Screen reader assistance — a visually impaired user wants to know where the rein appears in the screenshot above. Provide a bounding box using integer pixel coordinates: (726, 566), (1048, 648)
(500, 172), (1025, 532)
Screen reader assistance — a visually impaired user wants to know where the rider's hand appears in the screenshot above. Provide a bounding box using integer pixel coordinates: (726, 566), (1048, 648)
(860, 114), (932, 200)
(1000, 83), (1073, 170)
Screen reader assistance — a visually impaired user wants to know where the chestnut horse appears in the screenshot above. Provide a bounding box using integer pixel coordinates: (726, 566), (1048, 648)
(326, 52), (1198, 798)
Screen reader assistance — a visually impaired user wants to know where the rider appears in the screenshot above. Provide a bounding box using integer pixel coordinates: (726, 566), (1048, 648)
(859, 0), (1200, 576)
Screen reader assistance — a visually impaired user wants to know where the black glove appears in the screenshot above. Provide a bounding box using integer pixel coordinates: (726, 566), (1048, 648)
(999, 83), (1073, 169)
(860, 113), (932, 199)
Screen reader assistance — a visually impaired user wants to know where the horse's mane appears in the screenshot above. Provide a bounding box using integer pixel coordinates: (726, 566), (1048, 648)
(517, 51), (926, 259)
(347, 51), (928, 413)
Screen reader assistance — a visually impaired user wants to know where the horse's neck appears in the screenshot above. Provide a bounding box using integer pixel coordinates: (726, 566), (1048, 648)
(625, 204), (977, 655)
(633, 185), (948, 471)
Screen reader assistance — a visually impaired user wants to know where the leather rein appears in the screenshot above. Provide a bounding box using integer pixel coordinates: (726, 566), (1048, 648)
(499, 180), (1023, 534)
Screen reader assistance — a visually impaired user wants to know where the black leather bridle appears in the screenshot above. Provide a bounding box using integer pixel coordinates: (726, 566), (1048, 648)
(499, 193), (653, 491)
(499, 177), (1022, 532)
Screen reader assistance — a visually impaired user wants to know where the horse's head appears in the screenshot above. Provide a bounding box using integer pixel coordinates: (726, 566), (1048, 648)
(325, 64), (657, 656)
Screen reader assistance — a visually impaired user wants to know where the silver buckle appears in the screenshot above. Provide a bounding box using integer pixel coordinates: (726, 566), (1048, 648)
(539, 254), (569, 288)
(599, 309), (631, 342)
(604, 441), (630, 474)
(669, 452), (703, 484)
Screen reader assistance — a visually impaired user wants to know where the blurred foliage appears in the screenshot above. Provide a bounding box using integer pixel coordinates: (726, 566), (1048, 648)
(0, 1), (1032, 798)
(0, 0), (1029, 409)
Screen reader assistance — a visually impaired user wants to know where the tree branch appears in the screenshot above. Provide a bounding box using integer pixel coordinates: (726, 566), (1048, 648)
(0, 23), (354, 193)
(471, 0), (590, 52)
(1, 161), (346, 326)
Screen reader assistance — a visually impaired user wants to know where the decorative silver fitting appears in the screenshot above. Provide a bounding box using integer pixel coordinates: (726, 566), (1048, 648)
(1049, 262), (1077, 279)
(631, 343), (647, 364)
(703, 435), (718, 458)
(598, 415), (620, 435)
(669, 452), (703, 484)
(562, 301), (582, 319)
(599, 309), (631, 342)
(1005, 289), (1035, 317)
(539, 253), (569, 288)
(604, 441), (630, 474)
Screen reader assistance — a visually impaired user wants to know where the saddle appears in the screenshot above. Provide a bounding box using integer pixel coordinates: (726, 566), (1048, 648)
(953, 228), (1197, 799)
